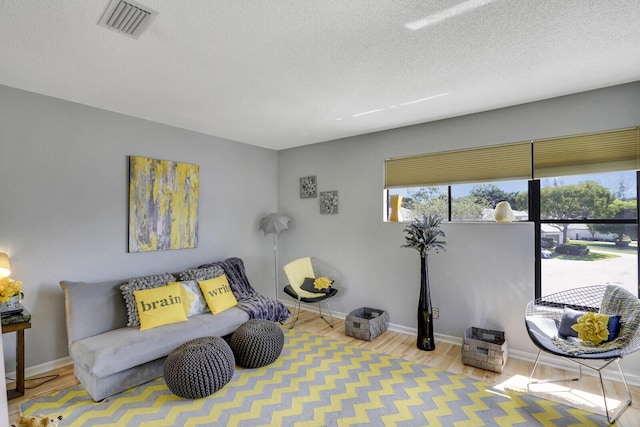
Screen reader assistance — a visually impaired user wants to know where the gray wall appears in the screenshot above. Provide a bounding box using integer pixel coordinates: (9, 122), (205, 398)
(277, 82), (640, 381)
(0, 85), (278, 372)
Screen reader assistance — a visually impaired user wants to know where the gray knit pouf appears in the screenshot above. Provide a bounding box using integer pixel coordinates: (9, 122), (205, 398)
(230, 319), (285, 368)
(164, 336), (235, 399)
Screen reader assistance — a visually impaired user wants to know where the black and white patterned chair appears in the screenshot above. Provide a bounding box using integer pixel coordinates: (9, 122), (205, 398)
(525, 284), (640, 423)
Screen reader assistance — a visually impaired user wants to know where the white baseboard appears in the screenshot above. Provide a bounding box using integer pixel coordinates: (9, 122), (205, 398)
(5, 356), (72, 386)
(285, 302), (640, 388)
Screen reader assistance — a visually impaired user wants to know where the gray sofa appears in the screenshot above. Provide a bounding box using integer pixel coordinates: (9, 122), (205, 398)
(60, 257), (290, 401)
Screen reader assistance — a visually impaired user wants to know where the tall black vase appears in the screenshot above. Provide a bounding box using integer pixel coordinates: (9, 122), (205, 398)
(417, 255), (435, 351)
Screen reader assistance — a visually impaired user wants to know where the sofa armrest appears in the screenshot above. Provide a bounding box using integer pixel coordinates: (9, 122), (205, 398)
(60, 279), (129, 346)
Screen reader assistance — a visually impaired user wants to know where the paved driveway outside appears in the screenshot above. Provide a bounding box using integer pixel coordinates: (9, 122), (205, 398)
(542, 250), (637, 295)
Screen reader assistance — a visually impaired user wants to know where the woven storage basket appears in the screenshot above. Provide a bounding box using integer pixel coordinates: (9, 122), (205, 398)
(345, 307), (388, 341)
(462, 327), (508, 373)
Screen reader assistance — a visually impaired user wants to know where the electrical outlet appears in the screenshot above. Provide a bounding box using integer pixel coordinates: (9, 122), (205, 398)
(433, 307), (439, 319)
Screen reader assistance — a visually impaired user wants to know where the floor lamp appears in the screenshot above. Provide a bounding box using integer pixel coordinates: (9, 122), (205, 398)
(259, 213), (291, 300)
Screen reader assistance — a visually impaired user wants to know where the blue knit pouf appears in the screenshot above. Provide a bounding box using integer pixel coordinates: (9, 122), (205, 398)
(164, 336), (235, 399)
(230, 319), (285, 368)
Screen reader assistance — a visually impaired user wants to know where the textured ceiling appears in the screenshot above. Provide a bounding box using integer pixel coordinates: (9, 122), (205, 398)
(0, 0), (639, 150)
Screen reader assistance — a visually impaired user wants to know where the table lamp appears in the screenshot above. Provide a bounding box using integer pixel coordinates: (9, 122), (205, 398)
(0, 252), (10, 278)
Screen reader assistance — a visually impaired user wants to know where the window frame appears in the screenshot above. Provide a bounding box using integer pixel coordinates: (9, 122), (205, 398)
(531, 172), (640, 299)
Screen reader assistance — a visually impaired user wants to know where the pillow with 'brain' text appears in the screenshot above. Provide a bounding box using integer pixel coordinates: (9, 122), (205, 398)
(198, 275), (238, 314)
(134, 283), (188, 330)
(120, 273), (177, 327)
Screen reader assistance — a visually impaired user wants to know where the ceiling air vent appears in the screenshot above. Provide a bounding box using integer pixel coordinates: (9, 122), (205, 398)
(98, 0), (158, 39)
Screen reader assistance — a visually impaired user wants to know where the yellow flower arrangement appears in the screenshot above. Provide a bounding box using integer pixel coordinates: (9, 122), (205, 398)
(0, 277), (22, 303)
(313, 277), (333, 291)
(571, 311), (610, 345)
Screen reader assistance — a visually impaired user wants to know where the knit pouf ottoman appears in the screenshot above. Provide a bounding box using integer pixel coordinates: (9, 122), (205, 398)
(230, 319), (285, 368)
(164, 336), (235, 399)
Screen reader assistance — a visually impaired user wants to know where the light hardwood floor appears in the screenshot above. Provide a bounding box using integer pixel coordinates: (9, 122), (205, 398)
(8, 309), (640, 425)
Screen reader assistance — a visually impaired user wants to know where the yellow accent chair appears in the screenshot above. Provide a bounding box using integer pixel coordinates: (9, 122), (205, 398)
(283, 257), (339, 328)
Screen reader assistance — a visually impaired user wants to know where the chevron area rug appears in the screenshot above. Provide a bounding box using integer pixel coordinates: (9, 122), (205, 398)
(21, 328), (608, 426)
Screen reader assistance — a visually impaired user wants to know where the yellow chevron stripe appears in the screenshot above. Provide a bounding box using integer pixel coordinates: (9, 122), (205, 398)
(138, 392), (206, 427)
(23, 388), (89, 415)
(337, 357), (415, 426)
(564, 408), (603, 427)
(459, 386), (495, 426)
(421, 374), (466, 424)
(294, 348), (362, 425)
(272, 344), (364, 426)
(492, 390), (530, 426)
(381, 364), (437, 425)
(83, 383), (172, 427)
(187, 333), (329, 425)
(230, 340), (349, 425)
(531, 397), (573, 426)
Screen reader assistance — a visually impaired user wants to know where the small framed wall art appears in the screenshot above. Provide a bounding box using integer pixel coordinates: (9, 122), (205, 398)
(320, 191), (338, 214)
(300, 175), (317, 198)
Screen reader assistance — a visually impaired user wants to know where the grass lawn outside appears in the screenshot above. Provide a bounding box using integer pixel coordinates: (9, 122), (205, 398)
(571, 239), (638, 255)
(551, 251), (619, 261)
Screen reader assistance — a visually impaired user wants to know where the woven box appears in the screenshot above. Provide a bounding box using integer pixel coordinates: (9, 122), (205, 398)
(462, 327), (508, 373)
(345, 307), (388, 341)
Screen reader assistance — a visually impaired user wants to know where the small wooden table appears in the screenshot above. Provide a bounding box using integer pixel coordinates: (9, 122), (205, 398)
(2, 306), (31, 399)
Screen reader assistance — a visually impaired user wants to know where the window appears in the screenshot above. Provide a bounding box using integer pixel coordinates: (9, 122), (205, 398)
(385, 142), (531, 222)
(388, 186), (448, 220)
(384, 127), (640, 298)
(388, 180), (529, 222)
(451, 181), (528, 221)
(532, 128), (640, 299)
(535, 171), (638, 297)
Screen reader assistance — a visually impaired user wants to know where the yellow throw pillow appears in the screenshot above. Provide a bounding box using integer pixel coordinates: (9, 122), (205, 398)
(134, 283), (188, 330)
(198, 275), (238, 314)
(571, 311), (611, 345)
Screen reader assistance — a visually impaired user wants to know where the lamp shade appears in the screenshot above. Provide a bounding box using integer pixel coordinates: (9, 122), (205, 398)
(259, 213), (291, 236)
(0, 253), (11, 278)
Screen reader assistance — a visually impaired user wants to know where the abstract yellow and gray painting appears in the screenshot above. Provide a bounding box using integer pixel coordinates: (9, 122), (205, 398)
(129, 156), (199, 252)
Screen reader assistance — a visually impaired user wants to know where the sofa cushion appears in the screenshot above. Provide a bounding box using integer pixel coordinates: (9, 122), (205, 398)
(69, 307), (249, 378)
